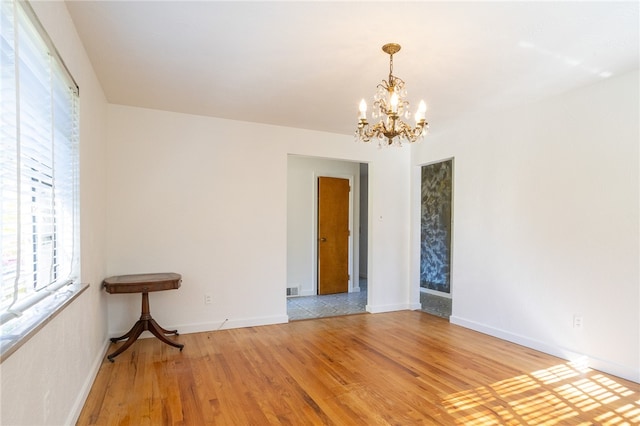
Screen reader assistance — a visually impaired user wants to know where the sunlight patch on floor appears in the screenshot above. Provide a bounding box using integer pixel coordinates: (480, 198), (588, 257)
(442, 361), (640, 425)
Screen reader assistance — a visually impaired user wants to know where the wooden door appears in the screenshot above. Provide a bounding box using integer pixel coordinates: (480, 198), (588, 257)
(318, 177), (350, 295)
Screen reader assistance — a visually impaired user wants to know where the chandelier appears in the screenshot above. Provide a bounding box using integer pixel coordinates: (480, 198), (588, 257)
(356, 43), (428, 147)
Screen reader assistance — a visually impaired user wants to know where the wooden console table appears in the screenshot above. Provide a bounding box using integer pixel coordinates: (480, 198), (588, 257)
(103, 272), (184, 361)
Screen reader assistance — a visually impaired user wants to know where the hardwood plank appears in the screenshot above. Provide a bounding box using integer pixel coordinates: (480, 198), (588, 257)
(77, 311), (639, 425)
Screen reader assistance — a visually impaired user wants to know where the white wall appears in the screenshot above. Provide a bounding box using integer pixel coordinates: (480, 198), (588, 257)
(287, 156), (362, 296)
(106, 105), (414, 335)
(412, 70), (640, 382)
(0, 2), (109, 425)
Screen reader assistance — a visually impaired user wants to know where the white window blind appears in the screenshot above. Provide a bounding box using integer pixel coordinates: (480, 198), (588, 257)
(0, 0), (79, 330)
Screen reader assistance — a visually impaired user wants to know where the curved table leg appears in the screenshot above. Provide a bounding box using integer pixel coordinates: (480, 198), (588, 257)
(107, 321), (145, 362)
(110, 326), (136, 343)
(148, 319), (184, 350)
(153, 320), (179, 336)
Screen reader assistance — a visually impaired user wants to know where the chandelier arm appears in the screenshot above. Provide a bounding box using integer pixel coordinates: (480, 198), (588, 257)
(356, 121), (368, 140)
(357, 116), (428, 145)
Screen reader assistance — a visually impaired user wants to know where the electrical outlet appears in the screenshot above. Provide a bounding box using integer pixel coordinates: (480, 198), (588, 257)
(204, 294), (213, 305)
(573, 315), (583, 329)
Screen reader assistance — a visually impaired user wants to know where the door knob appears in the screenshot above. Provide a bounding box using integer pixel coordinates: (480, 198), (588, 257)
(319, 237), (327, 242)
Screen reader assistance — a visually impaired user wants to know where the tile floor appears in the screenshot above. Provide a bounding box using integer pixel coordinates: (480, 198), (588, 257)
(420, 291), (452, 319)
(287, 290), (368, 320)
(286, 280), (452, 321)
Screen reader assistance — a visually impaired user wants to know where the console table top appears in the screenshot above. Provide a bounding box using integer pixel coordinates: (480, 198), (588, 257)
(103, 272), (182, 294)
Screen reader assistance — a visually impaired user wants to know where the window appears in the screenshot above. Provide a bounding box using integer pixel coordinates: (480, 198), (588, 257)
(0, 0), (81, 359)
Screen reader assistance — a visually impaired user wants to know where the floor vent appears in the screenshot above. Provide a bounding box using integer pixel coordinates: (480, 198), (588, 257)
(286, 286), (300, 297)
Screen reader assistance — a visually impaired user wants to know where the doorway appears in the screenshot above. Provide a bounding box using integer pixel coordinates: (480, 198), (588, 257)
(286, 156), (368, 320)
(420, 159), (453, 318)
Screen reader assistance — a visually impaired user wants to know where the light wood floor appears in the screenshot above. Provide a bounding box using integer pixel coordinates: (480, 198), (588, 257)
(78, 311), (639, 425)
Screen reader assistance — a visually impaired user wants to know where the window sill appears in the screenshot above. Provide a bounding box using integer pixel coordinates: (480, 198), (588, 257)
(0, 282), (90, 362)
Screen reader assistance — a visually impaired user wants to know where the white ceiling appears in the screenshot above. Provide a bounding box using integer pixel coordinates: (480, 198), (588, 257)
(65, 1), (639, 136)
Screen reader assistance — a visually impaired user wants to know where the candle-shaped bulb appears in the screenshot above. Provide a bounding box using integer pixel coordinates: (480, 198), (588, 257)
(359, 99), (367, 120)
(390, 92), (399, 113)
(416, 100), (427, 121)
